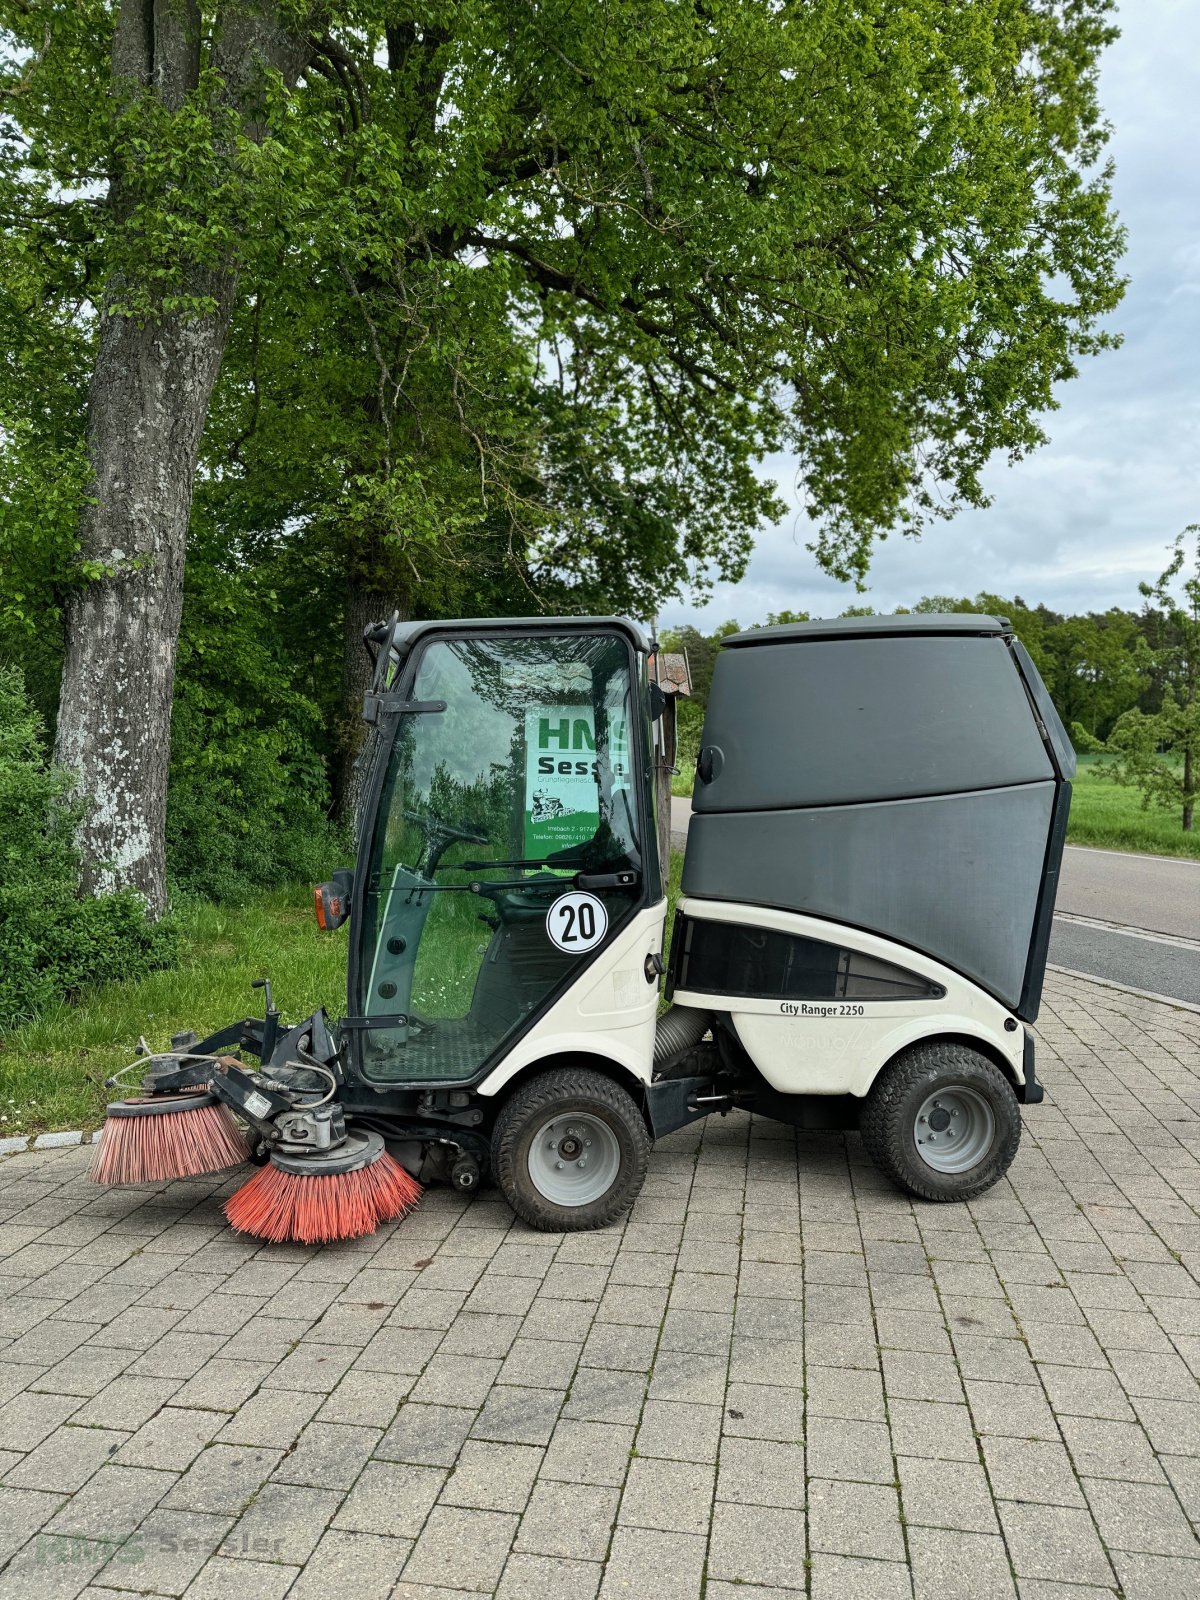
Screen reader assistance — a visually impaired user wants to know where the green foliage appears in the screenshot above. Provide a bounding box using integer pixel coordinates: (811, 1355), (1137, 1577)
(0, 663), (176, 1031)
(1104, 530), (1200, 831)
(1070, 721), (1105, 755)
(165, 526), (350, 901)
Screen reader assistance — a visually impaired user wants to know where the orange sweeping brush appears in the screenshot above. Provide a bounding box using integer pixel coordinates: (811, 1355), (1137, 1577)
(223, 1129), (421, 1244)
(89, 1092), (250, 1185)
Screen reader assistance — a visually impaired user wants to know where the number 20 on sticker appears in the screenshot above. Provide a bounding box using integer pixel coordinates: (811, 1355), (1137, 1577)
(546, 891), (609, 953)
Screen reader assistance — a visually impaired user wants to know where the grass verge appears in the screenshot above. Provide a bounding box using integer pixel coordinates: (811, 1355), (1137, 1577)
(0, 892), (348, 1138)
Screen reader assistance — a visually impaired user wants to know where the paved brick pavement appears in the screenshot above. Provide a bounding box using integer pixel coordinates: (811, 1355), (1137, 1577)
(1, 970), (1198, 1600)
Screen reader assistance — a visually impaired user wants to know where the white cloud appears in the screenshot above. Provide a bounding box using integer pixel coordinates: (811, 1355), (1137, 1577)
(661, 0), (1200, 630)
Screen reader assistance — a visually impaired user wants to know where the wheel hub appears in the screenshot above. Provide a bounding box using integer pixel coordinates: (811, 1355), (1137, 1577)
(529, 1114), (620, 1206)
(914, 1087), (996, 1175)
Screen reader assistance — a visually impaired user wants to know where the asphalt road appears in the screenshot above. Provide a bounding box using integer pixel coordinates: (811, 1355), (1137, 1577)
(669, 798), (1200, 1006)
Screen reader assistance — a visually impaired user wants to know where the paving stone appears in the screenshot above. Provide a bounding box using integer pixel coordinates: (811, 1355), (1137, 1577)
(1037, 1362), (1135, 1421)
(898, 1455), (1000, 1534)
(997, 1501), (1116, 1587)
(708, 1500), (808, 1588)
(270, 1420), (380, 1489)
(0, 1530), (112, 1599)
(499, 1338), (582, 1389)
(597, 1527), (706, 1600)
(113, 1407), (224, 1472)
(979, 1436), (1086, 1508)
(580, 1322), (660, 1370)
(222, 1482), (342, 1566)
(1058, 1416), (1167, 1483)
(562, 1367), (646, 1425)
(541, 1419), (634, 1485)
(810, 1477), (905, 1561)
(286, 1527), (411, 1599)
(721, 1382), (805, 1443)
(214, 1388), (322, 1449)
(1082, 1475), (1200, 1557)
(617, 1457), (713, 1535)
(1107, 1549), (1200, 1600)
(258, 1342), (358, 1393)
(161, 1444), (282, 1515)
(810, 1553), (913, 1600)
(515, 1480), (619, 1559)
(965, 1378), (1059, 1439)
(168, 1362), (264, 1414)
(181, 1555), (300, 1599)
(808, 1361), (888, 1422)
(715, 1435), (805, 1509)
(94, 1506), (234, 1595)
(410, 1353), (502, 1407)
(442, 1442), (543, 1512)
(496, 1553), (602, 1600)
(315, 1367), (412, 1427)
(0, 1390), (82, 1450)
(472, 1387), (564, 1447)
(805, 1415), (895, 1483)
(909, 1526), (1017, 1600)
(71, 1376), (180, 1431)
(29, 1347), (136, 1399)
(377, 1402), (477, 1466)
(330, 1459), (445, 1538)
(401, 1504), (519, 1590)
(635, 1400), (721, 1463)
(0, 1485), (72, 1564)
(3, 1424), (129, 1492)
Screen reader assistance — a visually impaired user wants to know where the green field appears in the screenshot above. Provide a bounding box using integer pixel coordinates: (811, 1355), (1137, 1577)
(0, 852), (688, 1139)
(674, 754), (1198, 860)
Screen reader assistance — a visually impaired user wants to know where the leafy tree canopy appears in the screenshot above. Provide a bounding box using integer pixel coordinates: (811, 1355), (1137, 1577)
(2, 0), (1126, 632)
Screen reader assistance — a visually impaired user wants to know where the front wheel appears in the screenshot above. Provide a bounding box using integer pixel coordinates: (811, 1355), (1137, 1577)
(859, 1041), (1022, 1202)
(491, 1067), (651, 1230)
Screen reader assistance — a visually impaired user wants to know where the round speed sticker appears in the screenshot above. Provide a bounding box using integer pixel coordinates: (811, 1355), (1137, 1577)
(546, 890), (609, 954)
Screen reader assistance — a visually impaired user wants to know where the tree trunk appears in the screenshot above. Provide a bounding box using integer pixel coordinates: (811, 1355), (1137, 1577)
(54, 289), (237, 915)
(335, 579), (409, 828)
(52, 0), (312, 916)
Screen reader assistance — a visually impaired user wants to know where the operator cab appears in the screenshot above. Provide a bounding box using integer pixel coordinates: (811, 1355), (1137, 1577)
(348, 620), (658, 1087)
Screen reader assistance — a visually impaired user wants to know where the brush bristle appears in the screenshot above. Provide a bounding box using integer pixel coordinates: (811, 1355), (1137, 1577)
(223, 1151), (422, 1244)
(89, 1102), (250, 1185)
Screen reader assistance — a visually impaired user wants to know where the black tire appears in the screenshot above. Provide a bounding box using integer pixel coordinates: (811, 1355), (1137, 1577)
(860, 1041), (1021, 1202)
(491, 1067), (652, 1231)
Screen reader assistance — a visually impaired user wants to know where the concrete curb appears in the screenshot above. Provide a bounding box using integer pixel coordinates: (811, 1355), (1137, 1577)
(0, 1129), (100, 1158)
(1046, 963), (1200, 1017)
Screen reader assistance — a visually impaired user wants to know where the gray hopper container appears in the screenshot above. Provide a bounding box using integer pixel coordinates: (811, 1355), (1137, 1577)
(681, 615), (1075, 1020)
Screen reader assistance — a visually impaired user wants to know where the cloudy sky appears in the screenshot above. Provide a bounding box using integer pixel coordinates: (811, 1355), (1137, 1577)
(661, 0), (1198, 632)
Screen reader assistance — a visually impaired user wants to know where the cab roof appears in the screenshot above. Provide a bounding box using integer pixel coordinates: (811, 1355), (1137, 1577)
(722, 614), (1010, 647)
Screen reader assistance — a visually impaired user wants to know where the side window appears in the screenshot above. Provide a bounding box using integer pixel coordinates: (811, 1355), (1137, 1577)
(673, 917), (941, 1000)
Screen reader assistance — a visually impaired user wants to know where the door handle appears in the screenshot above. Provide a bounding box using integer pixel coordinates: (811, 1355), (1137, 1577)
(574, 870), (640, 891)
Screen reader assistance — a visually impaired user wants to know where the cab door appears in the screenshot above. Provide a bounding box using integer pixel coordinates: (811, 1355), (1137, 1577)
(350, 628), (651, 1086)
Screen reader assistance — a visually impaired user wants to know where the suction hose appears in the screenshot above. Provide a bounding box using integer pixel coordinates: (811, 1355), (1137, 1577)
(653, 1005), (712, 1070)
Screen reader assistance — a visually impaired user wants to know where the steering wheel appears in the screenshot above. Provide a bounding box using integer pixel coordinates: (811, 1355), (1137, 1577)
(402, 811), (489, 846)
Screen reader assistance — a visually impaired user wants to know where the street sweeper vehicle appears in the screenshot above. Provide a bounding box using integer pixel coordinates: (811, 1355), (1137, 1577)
(91, 613), (1074, 1244)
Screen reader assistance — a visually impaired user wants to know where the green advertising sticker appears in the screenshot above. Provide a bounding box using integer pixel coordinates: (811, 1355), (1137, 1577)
(524, 705), (601, 860)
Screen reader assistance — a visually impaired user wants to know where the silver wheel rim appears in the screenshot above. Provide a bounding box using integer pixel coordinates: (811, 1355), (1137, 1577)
(914, 1086), (996, 1174)
(528, 1112), (621, 1206)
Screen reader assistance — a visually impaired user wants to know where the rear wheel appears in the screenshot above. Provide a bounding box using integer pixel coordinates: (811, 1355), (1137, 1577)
(492, 1067), (651, 1230)
(860, 1041), (1021, 1202)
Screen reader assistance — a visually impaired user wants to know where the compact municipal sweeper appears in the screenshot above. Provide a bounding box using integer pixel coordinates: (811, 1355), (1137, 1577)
(91, 614), (1074, 1241)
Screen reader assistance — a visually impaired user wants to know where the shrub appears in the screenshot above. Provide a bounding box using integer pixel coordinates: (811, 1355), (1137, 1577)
(0, 663), (177, 1031)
